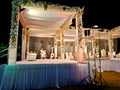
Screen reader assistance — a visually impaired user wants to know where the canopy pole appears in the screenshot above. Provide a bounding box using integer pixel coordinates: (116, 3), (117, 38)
(21, 28), (27, 60)
(60, 31), (65, 59)
(8, 6), (20, 64)
(108, 31), (113, 59)
(76, 8), (84, 62)
(54, 37), (57, 59)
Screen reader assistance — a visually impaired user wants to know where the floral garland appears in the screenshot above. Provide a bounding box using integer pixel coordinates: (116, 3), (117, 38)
(9, 0), (34, 48)
(21, 1), (84, 14)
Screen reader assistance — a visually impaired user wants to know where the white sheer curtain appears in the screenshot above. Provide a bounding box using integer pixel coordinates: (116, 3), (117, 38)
(0, 63), (90, 90)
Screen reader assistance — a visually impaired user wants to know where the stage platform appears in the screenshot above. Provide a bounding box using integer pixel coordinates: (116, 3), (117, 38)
(88, 58), (120, 73)
(0, 59), (92, 90)
(16, 59), (78, 64)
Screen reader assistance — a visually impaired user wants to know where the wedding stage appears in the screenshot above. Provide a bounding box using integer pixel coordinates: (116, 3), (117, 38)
(0, 59), (92, 90)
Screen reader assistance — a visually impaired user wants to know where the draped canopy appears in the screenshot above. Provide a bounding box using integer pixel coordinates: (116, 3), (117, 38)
(19, 2), (83, 40)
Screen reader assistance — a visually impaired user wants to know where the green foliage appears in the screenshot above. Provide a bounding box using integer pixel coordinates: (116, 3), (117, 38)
(9, 0), (34, 48)
(0, 44), (8, 51)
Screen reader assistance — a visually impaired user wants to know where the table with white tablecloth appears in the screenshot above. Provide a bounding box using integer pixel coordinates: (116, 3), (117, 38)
(89, 59), (120, 72)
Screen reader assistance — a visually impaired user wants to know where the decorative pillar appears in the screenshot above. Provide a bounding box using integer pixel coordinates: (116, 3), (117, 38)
(75, 38), (77, 59)
(91, 37), (94, 59)
(21, 28), (27, 60)
(8, 0), (33, 64)
(54, 37), (57, 59)
(91, 29), (95, 59)
(60, 32), (65, 59)
(8, 5), (19, 64)
(75, 7), (84, 62)
(108, 31), (113, 59)
(26, 30), (30, 54)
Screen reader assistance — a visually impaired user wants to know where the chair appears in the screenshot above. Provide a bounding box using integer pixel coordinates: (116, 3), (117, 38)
(27, 52), (37, 60)
(69, 52), (73, 59)
(40, 49), (47, 59)
(66, 52), (70, 60)
(50, 52), (54, 59)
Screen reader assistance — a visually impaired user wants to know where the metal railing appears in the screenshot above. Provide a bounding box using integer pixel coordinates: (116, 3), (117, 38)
(0, 48), (8, 59)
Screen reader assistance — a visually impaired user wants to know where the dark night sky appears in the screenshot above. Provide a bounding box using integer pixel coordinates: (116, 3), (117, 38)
(0, 0), (120, 45)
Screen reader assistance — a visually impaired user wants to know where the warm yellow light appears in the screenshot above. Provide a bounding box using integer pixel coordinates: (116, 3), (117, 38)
(27, 9), (40, 16)
(93, 25), (98, 28)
